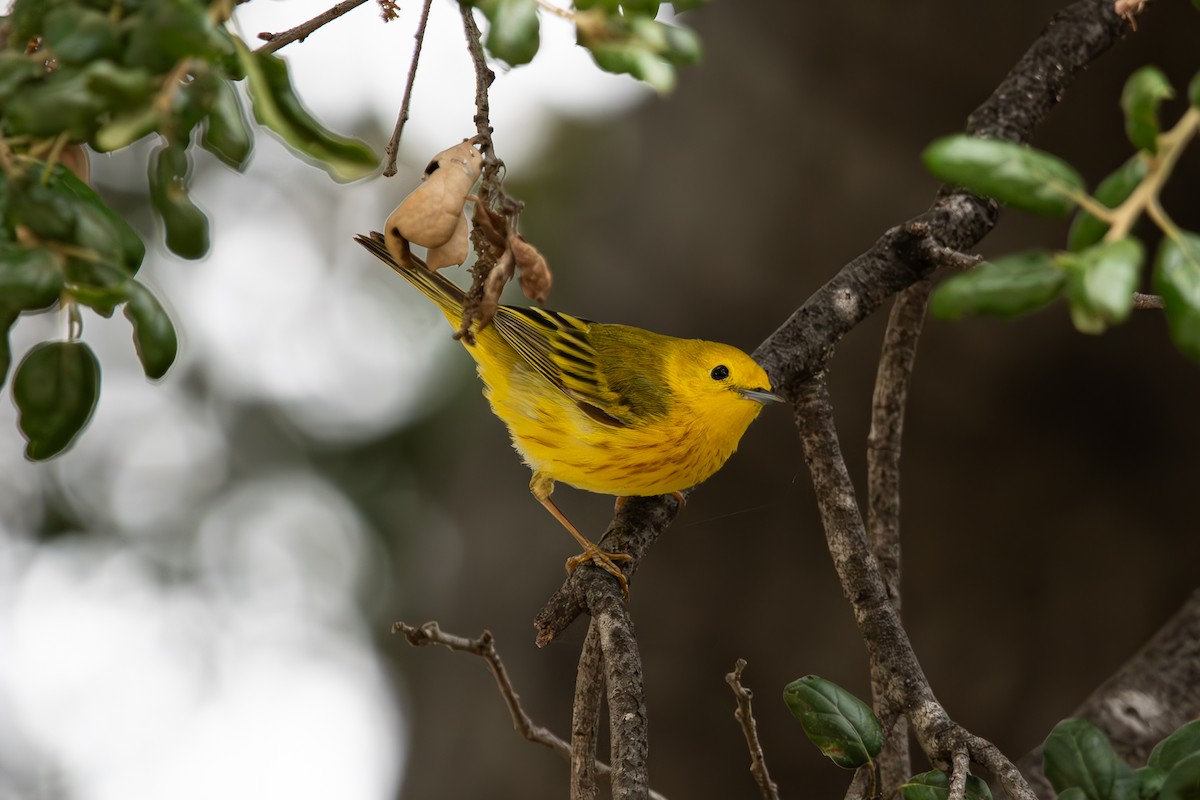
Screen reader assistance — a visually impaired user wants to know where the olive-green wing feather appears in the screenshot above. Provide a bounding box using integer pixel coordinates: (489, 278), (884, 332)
(493, 306), (671, 427)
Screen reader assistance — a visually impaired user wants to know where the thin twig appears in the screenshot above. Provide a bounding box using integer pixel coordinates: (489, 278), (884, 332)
(382, 0), (434, 177)
(392, 620), (668, 799)
(255, 0), (369, 53)
(725, 660), (781, 800)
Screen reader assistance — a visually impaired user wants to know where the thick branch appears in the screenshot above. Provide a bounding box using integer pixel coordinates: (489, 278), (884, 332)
(1017, 588), (1200, 797)
(593, 592), (650, 799)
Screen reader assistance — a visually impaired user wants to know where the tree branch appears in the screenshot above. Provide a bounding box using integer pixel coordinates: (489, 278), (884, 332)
(392, 620), (668, 799)
(571, 622), (605, 800)
(725, 660), (781, 800)
(255, 0), (369, 53)
(381, 0), (434, 177)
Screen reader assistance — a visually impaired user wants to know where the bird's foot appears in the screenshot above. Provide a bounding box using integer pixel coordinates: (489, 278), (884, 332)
(565, 546), (633, 599)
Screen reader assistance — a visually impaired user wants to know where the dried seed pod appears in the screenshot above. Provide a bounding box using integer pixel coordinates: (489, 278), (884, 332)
(510, 233), (552, 305)
(477, 249), (516, 330)
(386, 139), (482, 251)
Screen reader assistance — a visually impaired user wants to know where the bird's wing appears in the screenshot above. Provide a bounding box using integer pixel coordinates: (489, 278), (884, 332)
(492, 306), (669, 427)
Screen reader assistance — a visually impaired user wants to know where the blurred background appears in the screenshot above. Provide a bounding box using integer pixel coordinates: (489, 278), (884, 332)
(2, 0), (1200, 798)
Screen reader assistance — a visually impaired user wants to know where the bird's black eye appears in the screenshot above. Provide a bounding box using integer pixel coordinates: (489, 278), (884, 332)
(710, 365), (730, 381)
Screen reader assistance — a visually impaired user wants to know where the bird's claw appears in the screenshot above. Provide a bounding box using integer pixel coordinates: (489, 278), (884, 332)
(566, 547), (633, 600)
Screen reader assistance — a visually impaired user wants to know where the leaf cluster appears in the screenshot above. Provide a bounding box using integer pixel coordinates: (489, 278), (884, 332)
(460, 0), (707, 93)
(0, 0), (380, 460)
(1044, 718), (1200, 800)
(922, 65), (1200, 364)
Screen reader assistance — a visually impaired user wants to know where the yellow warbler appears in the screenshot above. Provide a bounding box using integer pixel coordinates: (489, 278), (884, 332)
(356, 231), (781, 595)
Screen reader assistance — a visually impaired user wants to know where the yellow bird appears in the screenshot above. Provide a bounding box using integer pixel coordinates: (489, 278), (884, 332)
(356, 231), (782, 596)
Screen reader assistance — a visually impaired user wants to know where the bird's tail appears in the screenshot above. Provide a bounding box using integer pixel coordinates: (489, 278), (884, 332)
(354, 231), (465, 322)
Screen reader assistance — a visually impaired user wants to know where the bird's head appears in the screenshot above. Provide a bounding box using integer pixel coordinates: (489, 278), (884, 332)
(671, 340), (783, 433)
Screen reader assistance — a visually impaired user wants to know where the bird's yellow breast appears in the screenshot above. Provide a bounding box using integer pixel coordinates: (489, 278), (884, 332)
(464, 326), (755, 497)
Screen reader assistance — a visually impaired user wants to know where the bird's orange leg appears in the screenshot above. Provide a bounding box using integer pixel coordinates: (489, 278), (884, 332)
(531, 475), (631, 599)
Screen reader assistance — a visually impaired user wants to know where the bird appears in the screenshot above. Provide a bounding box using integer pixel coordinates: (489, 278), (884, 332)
(355, 231), (782, 597)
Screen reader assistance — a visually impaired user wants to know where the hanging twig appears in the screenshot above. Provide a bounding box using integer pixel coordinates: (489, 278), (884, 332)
(255, 0), (370, 53)
(381, 0), (434, 177)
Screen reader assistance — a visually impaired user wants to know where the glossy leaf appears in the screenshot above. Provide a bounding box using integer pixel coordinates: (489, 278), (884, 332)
(782, 676), (882, 769)
(93, 105), (161, 152)
(931, 250), (1065, 319)
(1153, 233), (1200, 364)
(83, 61), (155, 106)
(1063, 238), (1143, 334)
(1121, 66), (1174, 154)
(922, 135), (1085, 217)
(1043, 718), (1135, 800)
(49, 164), (146, 271)
(6, 182), (78, 241)
(123, 0), (237, 73)
(0, 244), (64, 311)
(63, 260), (132, 318)
(201, 78), (254, 170)
(43, 6), (121, 65)
(1067, 155), (1148, 253)
(1149, 719), (1200, 774)
(630, 17), (702, 65)
(900, 769), (993, 800)
(13, 340), (101, 460)
(587, 42), (676, 93)
(123, 281), (177, 380)
(236, 39), (379, 182)
(1159, 752), (1200, 800)
(479, 0), (541, 66)
(0, 306), (18, 388)
(149, 142), (211, 260)
(1, 68), (107, 140)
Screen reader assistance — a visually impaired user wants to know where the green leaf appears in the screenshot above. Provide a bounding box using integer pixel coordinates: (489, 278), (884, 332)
(236, 39), (379, 182)
(1043, 718), (1135, 800)
(149, 142), (211, 260)
(1153, 233), (1200, 364)
(83, 61), (155, 106)
(479, 0), (541, 66)
(201, 78), (254, 170)
(1, 68), (107, 140)
(63, 260), (132, 318)
(93, 105), (161, 152)
(587, 42), (676, 93)
(1134, 766), (1166, 800)
(0, 306), (20, 388)
(43, 6), (121, 65)
(1150, 720), (1200, 774)
(899, 769), (993, 800)
(0, 52), (44, 105)
(1062, 238), (1143, 334)
(0, 244), (64, 311)
(922, 135), (1086, 217)
(13, 340), (100, 460)
(629, 17), (701, 66)
(123, 0), (237, 74)
(782, 675), (882, 769)
(48, 164), (146, 272)
(1159, 752), (1200, 800)
(1067, 155), (1149, 253)
(931, 250), (1065, 319)
(123, 281), (177, 380)
(1121, 66), (1174, 154)
(6, 181), (78, 241)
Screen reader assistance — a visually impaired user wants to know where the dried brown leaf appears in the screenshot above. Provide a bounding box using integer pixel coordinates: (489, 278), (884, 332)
(425, 211), (470, 270)
(386, 139), (482, 248)
(471, 199), (509, 250)
(510, 234), (552, 305)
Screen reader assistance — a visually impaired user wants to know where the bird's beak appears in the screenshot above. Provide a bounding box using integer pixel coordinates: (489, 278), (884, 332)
(738, 387), (785, 404)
